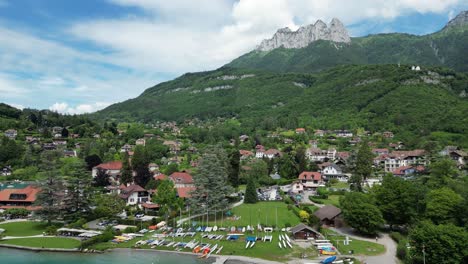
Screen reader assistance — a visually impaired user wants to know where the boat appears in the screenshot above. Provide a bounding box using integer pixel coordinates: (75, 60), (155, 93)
(250, 242), (255, 248)
(320, 256), (337, 264)
(193, 246), (201, 253)
(279, 234), (283, 241)
(287, 241), (292, 248)
(207, 244), (218, 258)
(242, 227), (246, 232)
(213, 225), (218, 231)
(285, 234), (291, 242)
(230, 226), (236, 232)
(278, 242), (282, 249)
(282, 240), (287, 248)
(216, 246), (223, 254)
(245, 241), (251, 248)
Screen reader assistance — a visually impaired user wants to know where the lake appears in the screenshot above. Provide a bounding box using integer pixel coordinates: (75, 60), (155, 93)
(0, 248), (215, 264)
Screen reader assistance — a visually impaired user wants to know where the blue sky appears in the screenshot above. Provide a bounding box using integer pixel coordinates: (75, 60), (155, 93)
(1, 0), (467, 114)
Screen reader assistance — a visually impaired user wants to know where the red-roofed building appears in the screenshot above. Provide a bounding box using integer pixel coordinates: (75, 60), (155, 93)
(372, 148), (389, 155)
(154, 174), (167, 181)
(92, 161), (123, 177)
(176, 187), (196, 199)
(384, 150), (427, 172)
(169, 172), (194, 188)
(239, 150), (254, 160)
(296, 128), (306, 134)
(119, 184), (149, 205)
(297, 171), (324, 190)
(0, 185), (41, 211)
(392, 165), (425, 177)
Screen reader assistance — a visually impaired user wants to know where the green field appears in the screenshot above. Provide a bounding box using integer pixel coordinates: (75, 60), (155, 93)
(0, 221), (48, 236)
(93, 230), (317, 261)
(310, 195), (342, 207)
(322, 229), (385, 256)
(0, 237), (81, 249)
(202, 202), (301, 228)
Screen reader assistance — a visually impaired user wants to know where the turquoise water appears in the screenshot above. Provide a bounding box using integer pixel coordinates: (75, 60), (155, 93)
(0, 248), (214, 264)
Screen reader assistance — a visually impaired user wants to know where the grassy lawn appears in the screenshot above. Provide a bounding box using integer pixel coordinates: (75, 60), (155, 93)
(0, 221), (48, 236)
(330, 182), (350, 189)
(0, 237), (81, 249)
(310, 195), (342, 207)
(322, 229), (385, 256)
(201, 202), (301, 228)
(92, 230), (317, 262)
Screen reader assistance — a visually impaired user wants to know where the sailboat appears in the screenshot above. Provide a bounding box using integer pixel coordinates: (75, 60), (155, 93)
(278, 242), (282, 249)
(245, 241), (251, 249)
(216, 246), (223, 254)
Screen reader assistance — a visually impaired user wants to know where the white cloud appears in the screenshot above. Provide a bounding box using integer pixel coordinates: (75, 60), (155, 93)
(49, 102), (111, 114)
(10, 104), (24, 110)
(1, 0), (466, 112)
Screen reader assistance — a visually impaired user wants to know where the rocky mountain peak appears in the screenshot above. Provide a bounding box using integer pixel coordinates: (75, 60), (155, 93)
(256, 18), (351, 52)
(445, 10), (468, 28)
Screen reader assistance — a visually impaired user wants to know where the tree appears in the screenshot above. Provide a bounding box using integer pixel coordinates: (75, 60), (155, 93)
(84, 154), (102, 171)
(152, 180), (182, 221)
(340, 192), (384, 235)
(408, 221), (468, 264)
(427, 159), (459, 188)
(373, 175), (422, 227)
(278, 153), (299, 179)
(34, 150), (65, 224)
(351, 141), (373, 191)
(295, 147), (308, 172)
(299, 210), (310, 222)
(190, 148), (233, 213)
(228, 149), (240, 188)
(120, 152), (133, 185)
(132, 145), (151, 187)
(61, 127), (69, 138)
(93, 168), (110, 187)
(244, 176), (258, 204)
(93, 194), (126, 219)
(63, 160), (92, 221)
(425, 187), (463, 224)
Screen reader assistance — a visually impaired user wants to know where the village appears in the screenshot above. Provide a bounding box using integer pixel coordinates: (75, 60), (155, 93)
(0, 118), (467, 264)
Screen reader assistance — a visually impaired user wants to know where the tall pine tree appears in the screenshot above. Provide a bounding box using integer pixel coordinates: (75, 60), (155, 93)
(228, 149), (240, 188)
(120, 152), (133, 185)
(244, 176), (258, 204)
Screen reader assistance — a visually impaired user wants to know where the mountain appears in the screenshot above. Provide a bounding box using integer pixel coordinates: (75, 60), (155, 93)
(228, 11), (468, 73)
(95, 64), (468, 145)
(257, 18), (350, 51)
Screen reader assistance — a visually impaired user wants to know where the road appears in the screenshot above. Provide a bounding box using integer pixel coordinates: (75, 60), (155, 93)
(331, 227), (398, 264)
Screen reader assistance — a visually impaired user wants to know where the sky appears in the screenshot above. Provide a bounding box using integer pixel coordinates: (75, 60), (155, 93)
(1, 0), (467, 114)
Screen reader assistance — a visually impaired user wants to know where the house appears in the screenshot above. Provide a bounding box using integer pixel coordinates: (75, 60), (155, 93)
(314, 205), (342, 226)
(0, 185), (41, 211)
(153, 174), (167, 181)
(372, 148), (389, 155)
(263, 149), (282, 159)
(384, 150), (426, 172)
(392, 165), (425, 177)
(148, 163), (159, 172)
(239, 150), (254, 160)
(306, 148), (328, 162)
(169, 172), (194, 188)
(327, 148), (337, 160)
(255, 145), (265, 158)
(335, 130), (353, 138)
(291, 181), (304, 194)
(321, 163), (348, 182)
(290, 223), (321, 240)
(1, 166), (12, 176)
(52, 126), (63, 135)
(163, 140), (181, 153)
(92, 161), (123, 178)
(42, 143), (57, 150)
(176, 187), (196, 199)
(283, 138), (294, 144)
(297, 171), (324, 190)
(119, 184), (149, 205)
(53, 139), (67, 146)
(25, 136), (40, 144)
(239, 135), (250, 142)
(120, 144), (133, 153)
(295, 128), (306, 134)
(136, 138), (146, 146)
(63, 150), (77, 157)
(314, 130), (325, 137)
(382, 131), (394, 138)
(440, 146), (466, 168)
(141, 202), (159, 214)
(4, 129), (17, 140)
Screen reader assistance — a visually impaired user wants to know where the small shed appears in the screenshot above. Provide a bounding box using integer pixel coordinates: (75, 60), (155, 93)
(290, 223), (321, 240)
(313, 205), (342, 226)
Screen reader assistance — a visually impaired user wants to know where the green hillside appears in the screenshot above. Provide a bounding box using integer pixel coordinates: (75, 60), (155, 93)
(96, 64), (468, 143)
(228, 26), (468, 73)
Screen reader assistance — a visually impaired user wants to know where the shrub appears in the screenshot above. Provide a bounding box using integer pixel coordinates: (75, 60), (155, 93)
(299, 210), (310, 222)
(396, 240), (408, 261)
(45, 225), (58, 235)
(390, 232), (403, 243)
